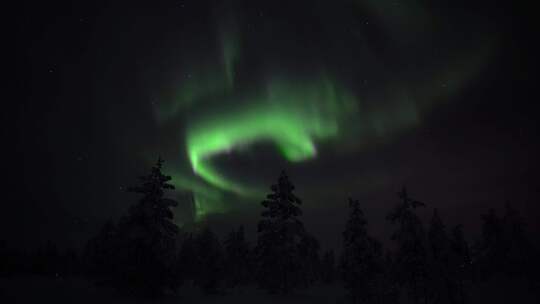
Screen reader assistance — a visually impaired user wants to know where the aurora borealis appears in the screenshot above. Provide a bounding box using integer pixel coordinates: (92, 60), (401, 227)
(162, 75), (360, 216)
(186, 77), (357, 196)
(9, 0), (539, 250)
(148, 1), (498, 219)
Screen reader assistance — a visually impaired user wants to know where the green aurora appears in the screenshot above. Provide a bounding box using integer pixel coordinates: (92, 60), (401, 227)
(160, 74), (360, 219)
(186, 77), (358, 197)
(150, 2), (496, 221)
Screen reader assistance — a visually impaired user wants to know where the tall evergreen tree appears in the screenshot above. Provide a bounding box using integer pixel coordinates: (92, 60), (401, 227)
(255, 170), (305, 294)
(387, 187), (429, 304)
(340, 198), (383, 304)
(115, 157), (180, 296)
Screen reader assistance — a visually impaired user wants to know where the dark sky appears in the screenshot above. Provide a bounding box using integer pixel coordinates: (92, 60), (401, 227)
(5, 0), (539, 251)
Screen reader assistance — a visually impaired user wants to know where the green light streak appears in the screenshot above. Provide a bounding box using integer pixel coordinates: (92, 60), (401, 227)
(165, 171), (228, 220)
(154, 27), (239, 123)
(186, 76), (357, 196)
(154, 66), (233, 123)
(220, 29), (239, 87)
(166, 172), (222, 201)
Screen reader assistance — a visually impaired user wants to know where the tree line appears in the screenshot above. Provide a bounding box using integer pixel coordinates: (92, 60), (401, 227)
(1, 158), (538, 303)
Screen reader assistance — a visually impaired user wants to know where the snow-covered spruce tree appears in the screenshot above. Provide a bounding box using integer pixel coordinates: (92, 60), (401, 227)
(340, 198), (383, 304)
(386, 187), (429, 304)
(255, 170), (306, 294)
(116, 157), (180, 296)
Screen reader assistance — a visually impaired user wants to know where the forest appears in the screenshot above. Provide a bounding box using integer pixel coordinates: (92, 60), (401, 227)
(1, 158), (538, 303)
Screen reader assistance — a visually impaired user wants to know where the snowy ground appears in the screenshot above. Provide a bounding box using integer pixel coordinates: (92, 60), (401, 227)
(1, 275), (538, 303)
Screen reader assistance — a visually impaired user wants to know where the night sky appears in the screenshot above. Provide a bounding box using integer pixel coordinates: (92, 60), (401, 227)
(6, 0), (539, 250)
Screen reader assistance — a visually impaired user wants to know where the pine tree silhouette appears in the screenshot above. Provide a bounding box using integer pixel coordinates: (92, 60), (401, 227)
(113, 157), (180, 296)
(255, 170), (305, 294)
(340, 198), (383, 304)
(387, 187), (429, 304)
